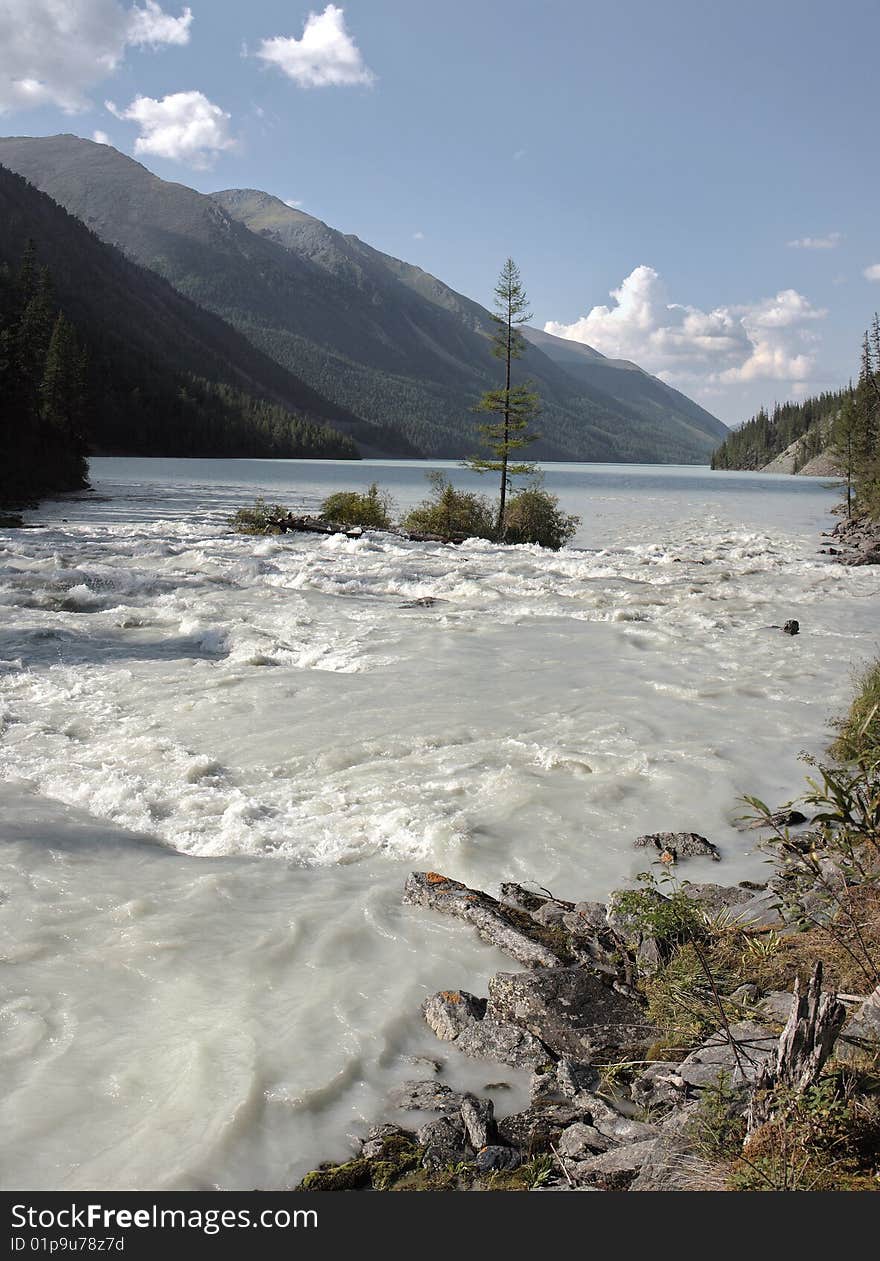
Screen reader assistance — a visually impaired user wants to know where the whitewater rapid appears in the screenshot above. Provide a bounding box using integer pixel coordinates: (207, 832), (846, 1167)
(1, 458), (877, 1188)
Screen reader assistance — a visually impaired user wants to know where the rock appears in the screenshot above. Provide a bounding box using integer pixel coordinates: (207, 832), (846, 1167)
(422, 989), (486, 1041)
(783, 620), (800, 636)
(679, 882), (754, 918)
(557, 1122), (613, 1159)
(361, 1122), (413, 1158)
(676, 1021), (777, 1090)
(605, 888), (668, 974)
(630, 1062), (687, 1111)
(757, 990), (795, 1024)
(838, 985), (880, 1058)
(389, 1080), (464, 1113)
(555, 1059), (601, 1100)
(417, 1114), (471, 1169)
(530, 900), (570, 928)
(530, 1065), (560, 1104)
(628, 1105), (710, 1191)
(633, 832), (721, 862)
(561, 901), (609, 937)
(496, 1103), (583, 1151)
(741, 808), (807, 831)
(474, 1145), (522, 1173)
(401, 1054), (443, 1073)
(498, 882), (550, 913)
(403, 872), (565, 968)
(455, 1018), (550, 1070)
(728, 890), (784, 929)
(730, 983), (760, 1005)
(569, 1139), (658, 1189)
(460, 1094), (495, 1149)
(486, 966), (655, 1062)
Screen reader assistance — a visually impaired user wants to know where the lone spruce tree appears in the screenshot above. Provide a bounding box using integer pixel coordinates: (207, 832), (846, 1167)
(466, 258), (540, 539)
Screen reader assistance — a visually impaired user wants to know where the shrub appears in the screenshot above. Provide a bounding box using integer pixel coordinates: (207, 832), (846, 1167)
(228, 497), (287, 535)
(503, 485), (580, 550)
(831, 660), (880, 764)
(401, 472), (495, 540)
(319, 483), (394, 530)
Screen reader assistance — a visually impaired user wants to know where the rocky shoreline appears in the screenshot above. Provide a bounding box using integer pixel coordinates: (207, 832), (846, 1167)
(820, 512), (880, 565)
(297, 840), (879, 1192)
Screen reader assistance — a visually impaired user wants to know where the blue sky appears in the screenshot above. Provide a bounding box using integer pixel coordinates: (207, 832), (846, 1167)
(2, 0), (879, 425)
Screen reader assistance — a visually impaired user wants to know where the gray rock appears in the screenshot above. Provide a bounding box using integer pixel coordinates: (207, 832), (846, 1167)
(557, 1122), (613, 1159)
(530, 900), (569, 928)
(741, 807), (807, 831)
(606, 886), (668, 959)
(460, 1094), (495, 1149)
(529, 1065), (560, 1104)
(403, 871), (564, 968)
(676, 1021), (777, 1090)
(680, 882), (754, 918)
(569, 1139), (658, 1189)
(837, 986), (880, 1058)
(496, 1103), (582, 1151)
(628, 1105), (707, 1191)
(630, 1062), (687, 1111)
(555, 1059), (601, 1100)
(422, 989), (486, 1041)
(417, 1114), (471, 1169)
(782, 620), (800, 636)
(757, 990), (795, 1024)
(389, 1080), (464, 1113)
(361, 1122), (413, 1157)
(486, 965), (655, 1062)
(474, 1145), (521, 1173)
(730, 983), (760, 1005)
(455, 1018), (550, 1070)
(498, 882), (552, 913)
(729, 890), (784, 929)
(634, 832), (721, 862)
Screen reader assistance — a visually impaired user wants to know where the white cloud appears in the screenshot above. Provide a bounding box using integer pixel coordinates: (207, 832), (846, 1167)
(92, 129), (111, 144)
(256, 5), (375, 89)
(545, 264), (827, 394)
(126, 0), (192, 47)
(787, 232), (842, 250)
(0, 1), (192, 114)
(412, 230), (425, 240)
(283, 197), (303, 209)
(106, 91), (235, 168)
(865, 264), (880, 282)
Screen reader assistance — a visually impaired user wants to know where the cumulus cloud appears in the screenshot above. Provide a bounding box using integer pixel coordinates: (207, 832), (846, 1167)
(545, 265), (827, 393)
(0, 1), (192, 114)
(865, 264), (880, 282)
(787, 232), (842, 250)
(283, 197), (303, 209)
(255, 5), (375, 88)
(106, 91), (235, 168)
(92, 129), (111, 144)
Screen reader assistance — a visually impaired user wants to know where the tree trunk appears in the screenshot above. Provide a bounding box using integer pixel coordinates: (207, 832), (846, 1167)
(746, 961), (846, 1134)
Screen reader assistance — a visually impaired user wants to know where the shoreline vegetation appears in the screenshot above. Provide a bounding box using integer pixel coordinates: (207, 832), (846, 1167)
(292, 504), (880, 1193)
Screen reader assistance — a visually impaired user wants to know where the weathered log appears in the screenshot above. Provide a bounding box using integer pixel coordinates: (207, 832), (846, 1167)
(746, 961), (847, 1133)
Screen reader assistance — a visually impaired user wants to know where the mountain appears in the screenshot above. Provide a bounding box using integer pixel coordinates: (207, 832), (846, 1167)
(0, 134), (726, 463)
(711, 391), (847, 474)
(522, 326), (728, 452)
(0, 164), (359, 466)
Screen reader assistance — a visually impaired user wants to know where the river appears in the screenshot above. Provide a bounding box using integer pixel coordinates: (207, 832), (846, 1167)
(0, 457), (876, 1189)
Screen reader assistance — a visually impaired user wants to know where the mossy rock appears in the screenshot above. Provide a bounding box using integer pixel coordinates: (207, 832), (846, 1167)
(298, 1157), (371, 1191)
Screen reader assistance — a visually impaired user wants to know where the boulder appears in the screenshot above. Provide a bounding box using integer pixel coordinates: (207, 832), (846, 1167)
(496, 1103), (582, 1151)
(403, 871), (565, 967)
(741, 808), (807, 831)
(756, 990), (795, 1024)
(676, 1021), (777, 1090)
(460, 1094), (495, 1149)
(633, 832), (721, 862)
(557, 1122), (612, 1160)
(389, 1080), (464, 1113)
(630, 1062), (687, 1111)
(422, 989), (486, 1041)
(474, 1145), (522, 1173)
(679, 882), (754, 918)
(416, 1114), (471, 1169)
(782, 620), (800, 636)
(569, 1139), (658, 1189)
(486, 965), (655, 1061)
(455, 1018), (550, 1070)
(628, 1105), (708, 1191)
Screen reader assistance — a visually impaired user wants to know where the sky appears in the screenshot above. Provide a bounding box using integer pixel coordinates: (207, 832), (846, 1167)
(1, 0), (878, 426)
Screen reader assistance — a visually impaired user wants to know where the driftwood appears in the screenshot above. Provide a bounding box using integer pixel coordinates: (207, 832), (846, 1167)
(266, 512), (469, 546)
(746, 961), (847, 1133)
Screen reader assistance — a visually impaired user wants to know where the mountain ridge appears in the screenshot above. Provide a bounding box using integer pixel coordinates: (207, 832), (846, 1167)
(0, 134), (726, 463)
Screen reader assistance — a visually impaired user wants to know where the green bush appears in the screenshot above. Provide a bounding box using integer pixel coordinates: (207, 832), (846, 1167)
(401, 472), (495, 540)
(228, 497), (287, 535)
(319, 483), (394, 530)
(503, 485), (580, 550)
(831, 659), (880, 764)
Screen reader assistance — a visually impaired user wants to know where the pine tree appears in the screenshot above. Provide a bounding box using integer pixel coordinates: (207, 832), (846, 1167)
(830, 390), (859, 518)
(465, 258), (541, 539)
